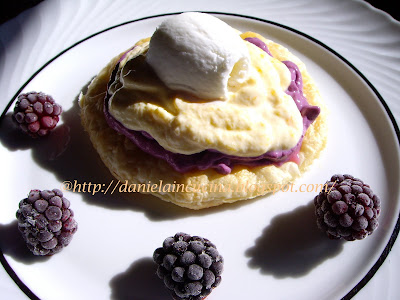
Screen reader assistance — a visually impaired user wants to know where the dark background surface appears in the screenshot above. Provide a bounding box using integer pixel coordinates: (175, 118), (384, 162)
(1, 0), (43, 24)
(0, 0), (399, 25)
(364, 0), (400, 20)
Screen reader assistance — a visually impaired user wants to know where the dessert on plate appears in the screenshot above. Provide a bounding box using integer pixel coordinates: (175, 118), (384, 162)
(79, 12), (327, 209)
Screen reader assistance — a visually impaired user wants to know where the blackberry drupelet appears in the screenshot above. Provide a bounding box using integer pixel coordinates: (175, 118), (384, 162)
(314, 174), (381, 241)
(153, 233), (223, 300)
(16, 189), (78, 255)
(12, 92), (62, 138)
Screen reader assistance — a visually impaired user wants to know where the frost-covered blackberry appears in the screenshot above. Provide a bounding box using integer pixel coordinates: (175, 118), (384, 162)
(153, 233), (223, 300)
(16, 189), (77, 255)
(12, 92), (62, 138)
(314, 174), (381, 241)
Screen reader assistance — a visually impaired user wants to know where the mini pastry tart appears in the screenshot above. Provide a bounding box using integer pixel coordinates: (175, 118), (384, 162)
(79, 30), (327, 209)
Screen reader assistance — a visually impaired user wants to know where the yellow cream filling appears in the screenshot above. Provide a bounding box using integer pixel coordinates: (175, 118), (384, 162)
(108, 33), (303, 157)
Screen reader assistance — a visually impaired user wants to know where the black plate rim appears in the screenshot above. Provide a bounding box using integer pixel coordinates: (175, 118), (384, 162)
(1, 11), (399, 300)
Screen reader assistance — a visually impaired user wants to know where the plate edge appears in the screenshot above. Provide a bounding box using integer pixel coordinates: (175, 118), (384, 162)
(1, 11), (399, 300)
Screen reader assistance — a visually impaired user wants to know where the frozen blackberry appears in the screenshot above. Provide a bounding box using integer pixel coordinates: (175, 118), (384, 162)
(153, 233), (223, 300)
(12, 92), (62, 138)
(16, 189), (77, 255)
(314, 174), (381, 241)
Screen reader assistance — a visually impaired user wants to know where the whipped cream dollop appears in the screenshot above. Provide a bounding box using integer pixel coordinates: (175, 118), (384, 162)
(146, 12), (250, 100)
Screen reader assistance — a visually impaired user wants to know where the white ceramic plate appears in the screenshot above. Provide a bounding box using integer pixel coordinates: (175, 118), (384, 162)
(0, 13), (399, 300)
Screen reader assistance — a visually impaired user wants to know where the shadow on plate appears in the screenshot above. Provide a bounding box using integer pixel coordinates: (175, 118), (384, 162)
(0, 220), (50, 264)
(245, 201), (344, 278)
(0, 88), (261, 222)
(109, 256), (169, 300)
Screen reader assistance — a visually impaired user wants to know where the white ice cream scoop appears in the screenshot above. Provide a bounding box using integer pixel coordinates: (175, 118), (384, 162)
(146, 12), (250, 100)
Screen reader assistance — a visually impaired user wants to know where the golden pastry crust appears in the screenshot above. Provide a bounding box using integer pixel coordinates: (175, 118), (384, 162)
(79, 32), (328, 210)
